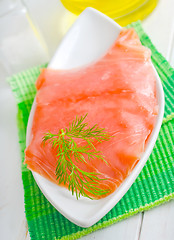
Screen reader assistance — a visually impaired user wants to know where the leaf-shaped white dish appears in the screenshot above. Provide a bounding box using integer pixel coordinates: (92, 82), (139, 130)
(26, 7), (164, 227)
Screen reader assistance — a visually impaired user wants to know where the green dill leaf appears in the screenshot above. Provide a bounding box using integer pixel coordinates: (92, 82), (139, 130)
(42, 114), (112, 199)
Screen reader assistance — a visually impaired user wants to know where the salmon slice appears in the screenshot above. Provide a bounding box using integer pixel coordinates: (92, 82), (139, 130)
(25, 29), (158, 199)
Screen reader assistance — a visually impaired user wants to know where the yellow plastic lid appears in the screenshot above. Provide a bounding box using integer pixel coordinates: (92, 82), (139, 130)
(60, 0), (158, 26)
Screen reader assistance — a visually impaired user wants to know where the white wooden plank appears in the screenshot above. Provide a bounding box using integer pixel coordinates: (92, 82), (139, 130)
(140, 1), (174, 239)
(167, 22), (174, 67)
(142, 0), (174, 58)
(16, 219), (28, 240)
(26, 232), (30, 240)
(139, 200), (174, 240)
(0, 84), (26, 240)
(81, 214), (143, 240)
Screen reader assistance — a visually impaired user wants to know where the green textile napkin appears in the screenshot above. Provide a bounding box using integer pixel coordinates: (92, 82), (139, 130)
(8, 21), (174, 240)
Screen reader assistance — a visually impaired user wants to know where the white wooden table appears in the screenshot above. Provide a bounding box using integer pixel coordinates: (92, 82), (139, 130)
(0, 0), (174, 240)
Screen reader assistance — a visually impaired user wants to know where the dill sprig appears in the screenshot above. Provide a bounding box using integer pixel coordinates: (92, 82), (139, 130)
(42, 114), (112, 199)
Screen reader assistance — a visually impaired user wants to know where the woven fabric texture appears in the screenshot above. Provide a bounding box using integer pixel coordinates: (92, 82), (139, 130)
(8, 21), (174, 240)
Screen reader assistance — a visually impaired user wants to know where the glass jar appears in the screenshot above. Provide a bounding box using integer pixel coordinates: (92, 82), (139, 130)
(0, 0), (49, 75)
(60, 0), (159, 26)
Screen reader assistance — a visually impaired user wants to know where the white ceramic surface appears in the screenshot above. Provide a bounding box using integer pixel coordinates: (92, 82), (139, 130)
(26, 7), (164, 228)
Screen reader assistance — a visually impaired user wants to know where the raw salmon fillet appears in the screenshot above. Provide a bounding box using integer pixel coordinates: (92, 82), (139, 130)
(25, 29), (158, 199)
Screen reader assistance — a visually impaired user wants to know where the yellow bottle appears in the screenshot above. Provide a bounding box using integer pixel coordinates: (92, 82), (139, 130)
(60, 0), (158, 26)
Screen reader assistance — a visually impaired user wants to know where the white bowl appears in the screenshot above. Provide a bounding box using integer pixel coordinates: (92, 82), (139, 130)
(26, 7), (164, 228)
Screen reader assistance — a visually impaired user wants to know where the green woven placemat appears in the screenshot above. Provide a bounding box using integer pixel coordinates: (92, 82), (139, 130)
(8, 21), (174, 240)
